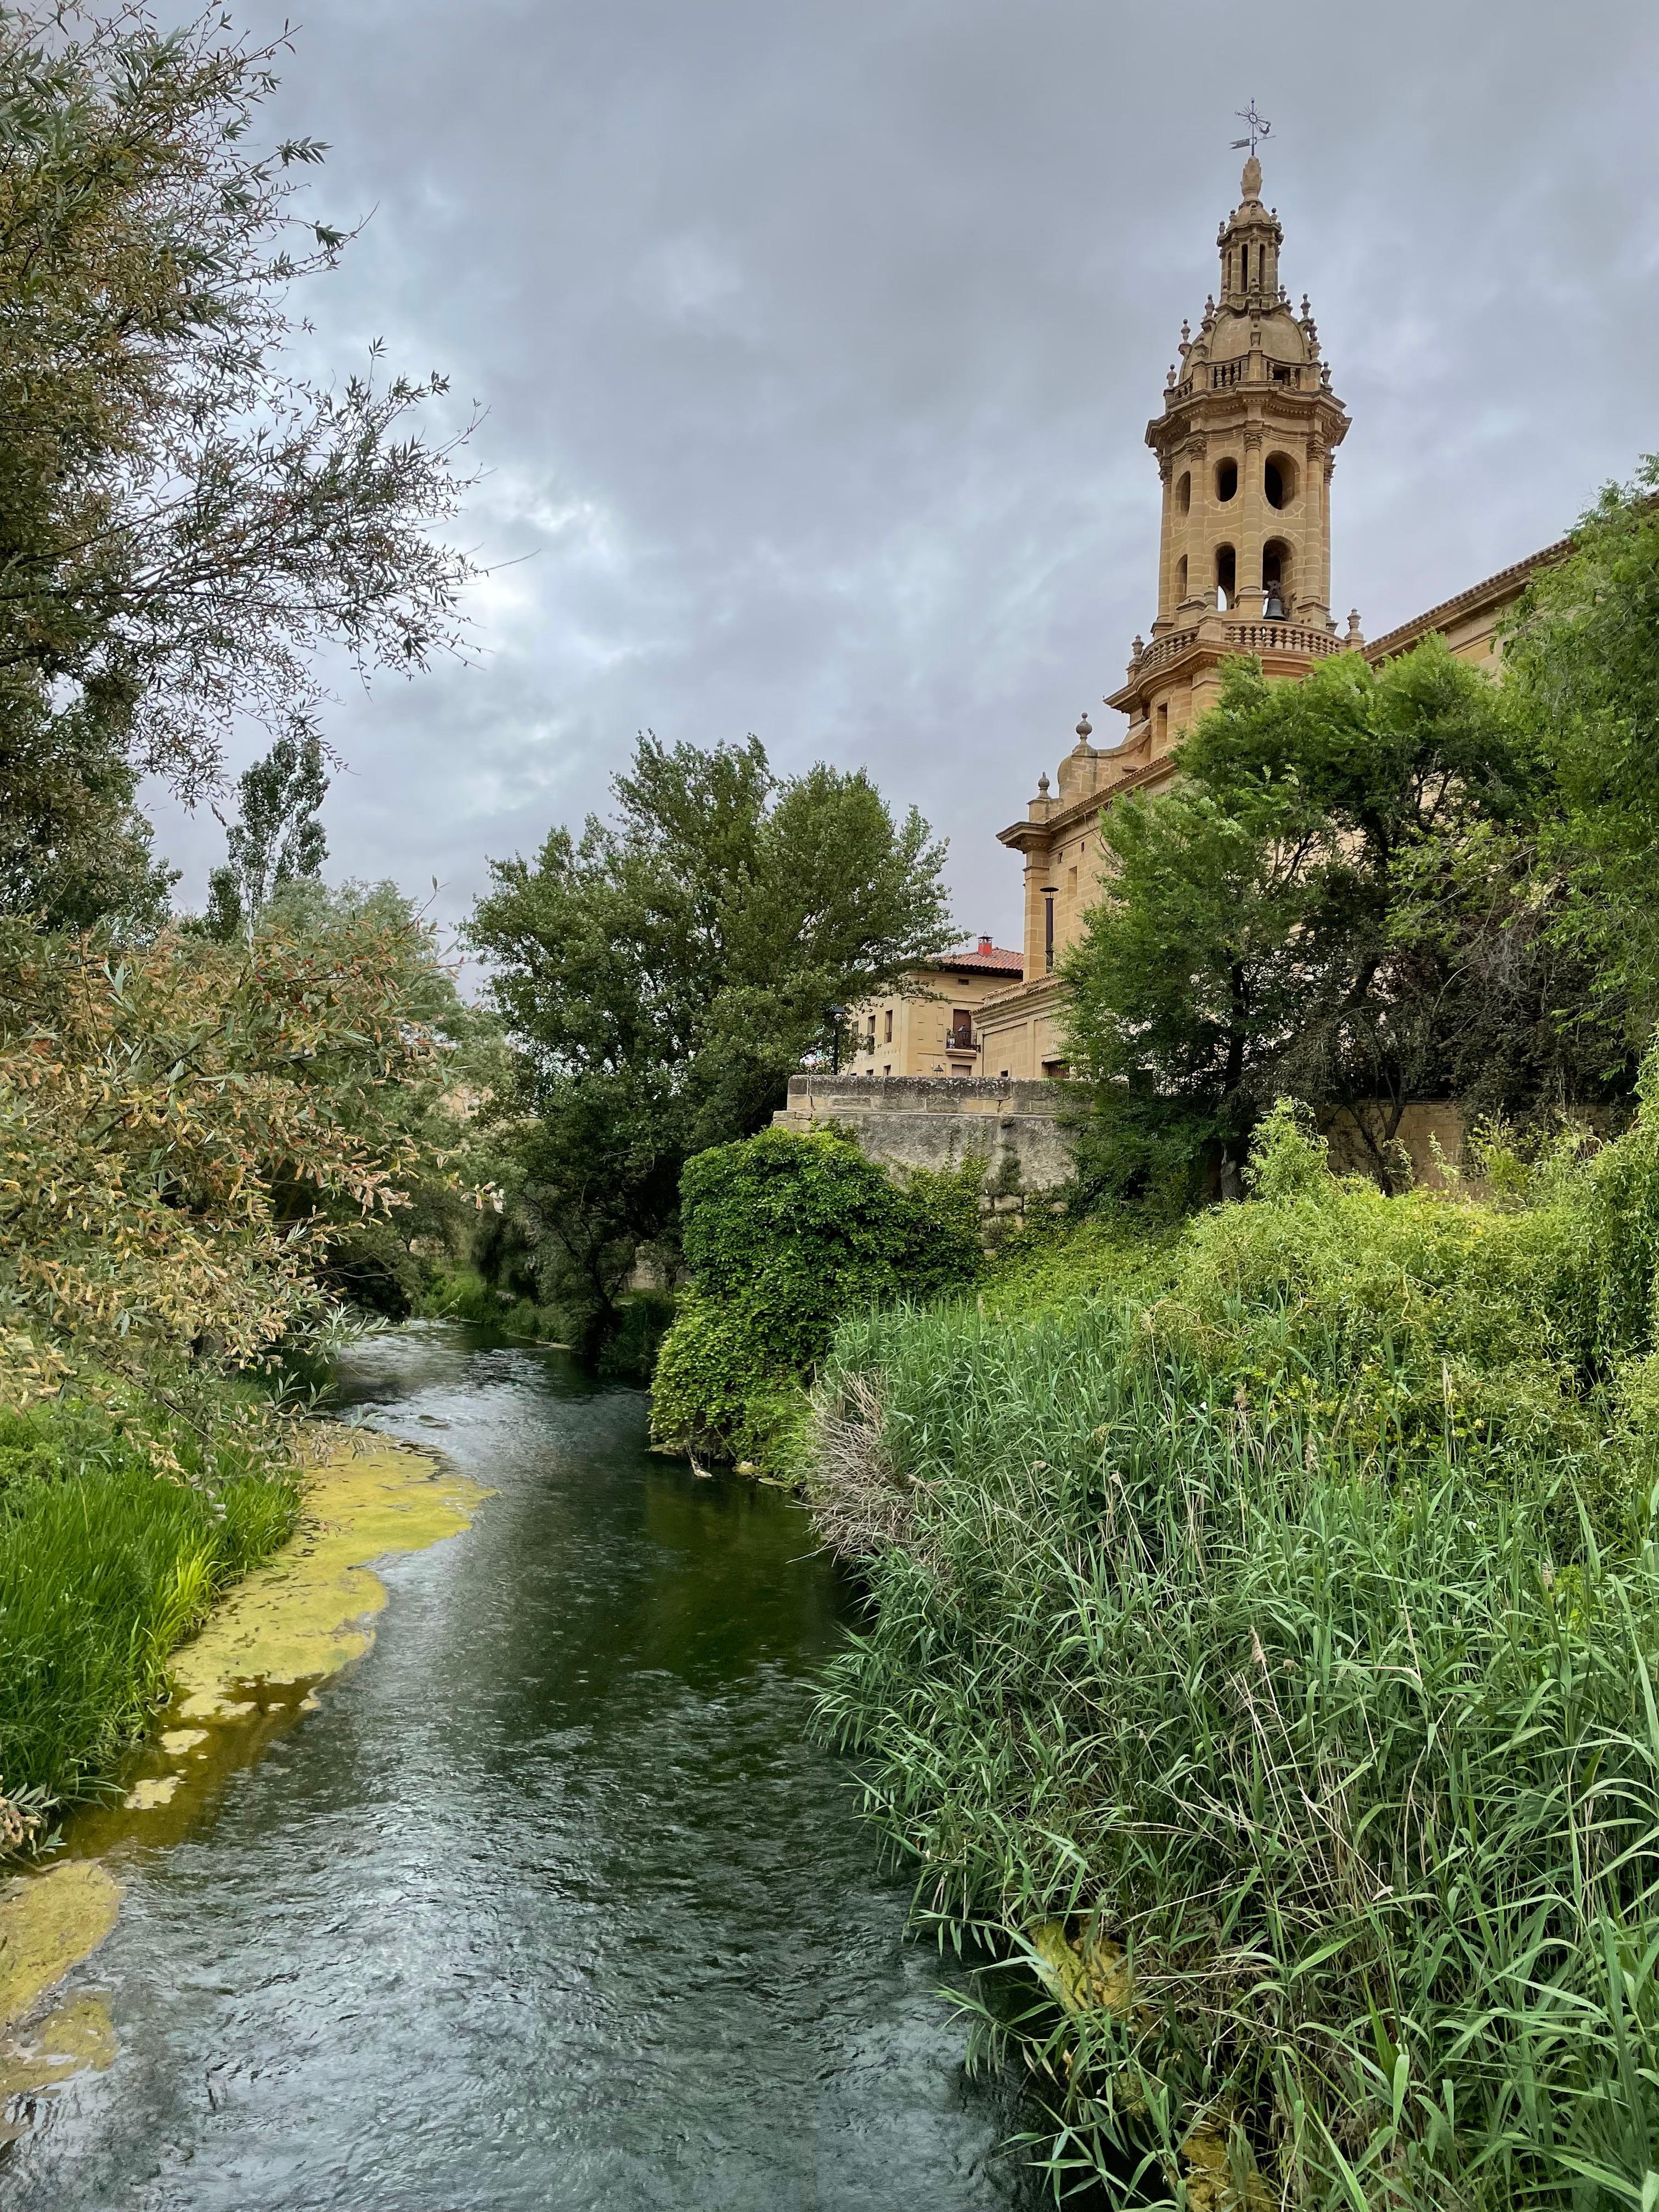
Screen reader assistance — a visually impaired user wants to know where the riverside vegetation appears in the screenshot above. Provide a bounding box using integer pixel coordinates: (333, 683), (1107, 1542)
(0, 0), (945, 1853)
(0, 2), (483, 1849)
(647, 472), (1659, 2204)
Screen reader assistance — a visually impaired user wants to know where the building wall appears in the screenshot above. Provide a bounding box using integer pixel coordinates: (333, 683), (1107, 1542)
(974, 977), (1070, 1083)
(846, 960), (1020, 1078)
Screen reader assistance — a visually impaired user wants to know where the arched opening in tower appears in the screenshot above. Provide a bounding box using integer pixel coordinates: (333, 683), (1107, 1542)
(1215, 544), (1237, 611)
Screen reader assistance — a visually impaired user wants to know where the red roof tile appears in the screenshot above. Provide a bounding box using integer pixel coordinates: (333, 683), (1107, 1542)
(927, 938), (1023, 977)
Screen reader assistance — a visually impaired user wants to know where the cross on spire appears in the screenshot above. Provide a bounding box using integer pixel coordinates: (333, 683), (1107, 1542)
(1231, 101), (1272, 158)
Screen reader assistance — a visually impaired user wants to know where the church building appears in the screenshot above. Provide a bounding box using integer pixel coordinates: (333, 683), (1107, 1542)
(966, 151), (1571, 1083)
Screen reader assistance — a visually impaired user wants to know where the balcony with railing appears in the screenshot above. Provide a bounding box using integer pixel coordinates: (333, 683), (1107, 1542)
(1134, 618), (1340, 677)
(1222, 619), (1342, 657)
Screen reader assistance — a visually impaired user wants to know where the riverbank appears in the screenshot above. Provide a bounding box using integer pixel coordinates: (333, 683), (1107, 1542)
(0, 1426), (487, 2111)
(806, 1104), (1659, 2208)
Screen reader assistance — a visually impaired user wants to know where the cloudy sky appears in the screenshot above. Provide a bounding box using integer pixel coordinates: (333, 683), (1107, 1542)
(145, 0), (1659, 954)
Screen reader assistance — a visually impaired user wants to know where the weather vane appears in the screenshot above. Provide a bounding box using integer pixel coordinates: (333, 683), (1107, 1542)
(1231, 101), (1272, 158)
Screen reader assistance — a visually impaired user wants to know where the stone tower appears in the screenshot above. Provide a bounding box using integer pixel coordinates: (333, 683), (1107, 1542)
(980, 155), (1358, 1081)
(1103, 153), (1354, 754)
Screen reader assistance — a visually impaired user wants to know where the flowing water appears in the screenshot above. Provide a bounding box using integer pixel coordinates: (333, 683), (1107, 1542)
(5, 1325), (1036, 2210)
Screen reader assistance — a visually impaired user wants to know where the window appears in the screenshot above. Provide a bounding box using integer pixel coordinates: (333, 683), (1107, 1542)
(1175, 554), (1188, 601)
(882, 1064), (890, 1075)
(1215, 544), (1237, 610)
(949, 1007), (972, 1050)
(1043, 891), (1056, 973)
(883, 1007), (893, 1043)
(1215, 458), (1238, 503)
(1176, 471), (1191, 515)
(1156, 702), (1169, 745)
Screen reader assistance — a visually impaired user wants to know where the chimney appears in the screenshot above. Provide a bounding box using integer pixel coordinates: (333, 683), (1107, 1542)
(978, 934), (993, 953)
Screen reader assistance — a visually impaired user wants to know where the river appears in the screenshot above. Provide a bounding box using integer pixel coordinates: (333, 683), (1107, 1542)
(5, 1324), (1038, 2210)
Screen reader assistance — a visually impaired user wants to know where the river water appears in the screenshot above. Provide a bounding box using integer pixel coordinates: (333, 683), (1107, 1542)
(7, 1325), (1036, 2211)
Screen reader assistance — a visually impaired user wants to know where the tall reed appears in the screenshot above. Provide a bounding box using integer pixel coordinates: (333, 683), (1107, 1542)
(809, 1131), (1659, 2204)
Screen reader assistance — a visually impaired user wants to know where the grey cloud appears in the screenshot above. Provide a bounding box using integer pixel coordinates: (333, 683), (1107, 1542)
(146, 0), (1659, 954)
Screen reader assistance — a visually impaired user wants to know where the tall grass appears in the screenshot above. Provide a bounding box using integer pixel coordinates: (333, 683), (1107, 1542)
(809, 1112), (1659, 2207)
(0, 1397), (298, 1818)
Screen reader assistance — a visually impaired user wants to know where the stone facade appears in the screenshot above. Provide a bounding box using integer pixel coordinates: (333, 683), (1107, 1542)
(772, 1073), (1081, 1193)
(844, 938), (1023, 1079)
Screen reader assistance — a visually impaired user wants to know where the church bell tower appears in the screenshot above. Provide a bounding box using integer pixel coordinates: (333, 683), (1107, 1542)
(983, 148), (1360, 1081)
(1103, 151), (1354, 753)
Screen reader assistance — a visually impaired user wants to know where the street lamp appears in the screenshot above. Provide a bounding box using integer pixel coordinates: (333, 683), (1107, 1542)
(826, 1004), (848, 1074)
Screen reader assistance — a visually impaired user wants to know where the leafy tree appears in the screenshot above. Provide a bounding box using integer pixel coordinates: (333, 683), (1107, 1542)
(1504, 458), (1659, 1055)
(0, 680), (176, 930)
(468, 731), (953, 1347)
(1062, 639), (1588, 1199)
(0, 899), (453, 1389)
(205, 727), (330, 940)
(0, 1), (475, 921)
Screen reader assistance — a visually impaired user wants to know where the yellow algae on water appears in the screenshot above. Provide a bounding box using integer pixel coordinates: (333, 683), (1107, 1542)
(169, 1432), (488, 1701)
(0, 1864), (121, 2036)
(30, 1430), (488, 2029)
(1027, 1918), (1133, 2016)
(0, 1991), (116, 2116)
(121, 1776), (180, 1811)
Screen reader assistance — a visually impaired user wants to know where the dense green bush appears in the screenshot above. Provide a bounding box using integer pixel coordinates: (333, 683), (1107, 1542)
(649, 1126), (981, 1468)
(0, 1393), (298, 1821)
(806, 1097), (1659, 2208)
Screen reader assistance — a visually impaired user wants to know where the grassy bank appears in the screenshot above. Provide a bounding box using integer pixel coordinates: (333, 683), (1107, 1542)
(806, 1107), (1659, 2207)
(0, 1391), (299, 1839)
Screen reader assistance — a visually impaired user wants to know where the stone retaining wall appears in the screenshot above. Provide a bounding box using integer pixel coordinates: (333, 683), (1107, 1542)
(772, 1073), (1081, 1193)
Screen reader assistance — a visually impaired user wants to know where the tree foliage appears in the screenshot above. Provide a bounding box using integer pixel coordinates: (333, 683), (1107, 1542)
(0, 0), (476, 931)
(205, 726), (329, 939)
(0, 893), (469, 1392)
(1063, 638), (1606, 1199)
(1504, 458), (1659, 1052)
(468, 731), (953, 1343)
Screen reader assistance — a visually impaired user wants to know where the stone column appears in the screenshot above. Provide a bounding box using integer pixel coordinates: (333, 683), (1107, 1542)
(1153, 456), (1175, 628)
(1182, 432), (1209, 615)
(1237, 424), (1266, 618)
(1302, 438), (1334, 625)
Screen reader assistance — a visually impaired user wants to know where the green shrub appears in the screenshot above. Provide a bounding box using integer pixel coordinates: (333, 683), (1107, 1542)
(0, 1393), (298, 1820)
(597, 1289), (678, 1384)
(649, 1127), (981, 1467)
(419, 1267), (507, 1323)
